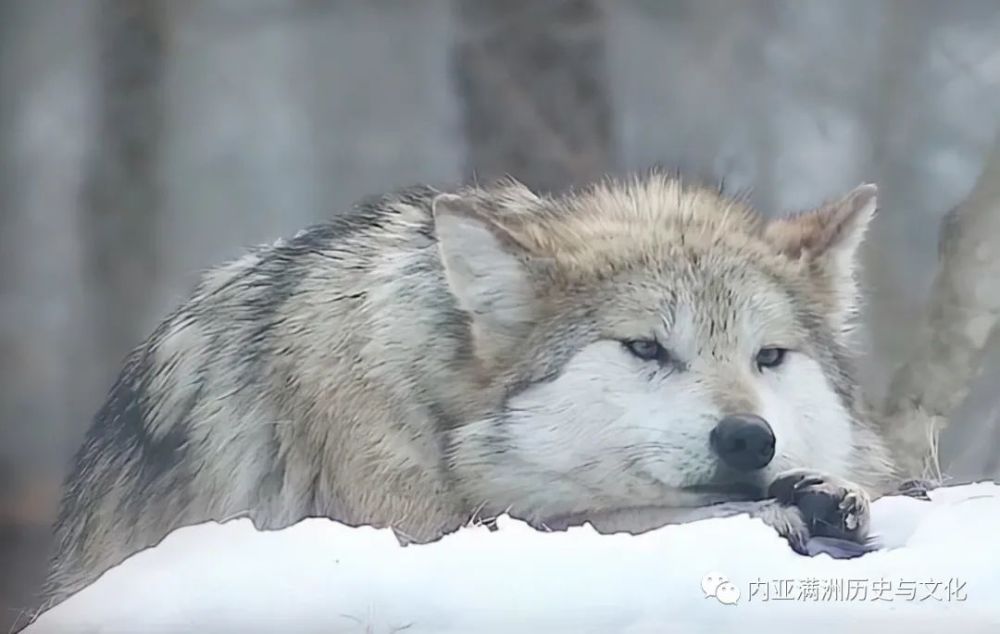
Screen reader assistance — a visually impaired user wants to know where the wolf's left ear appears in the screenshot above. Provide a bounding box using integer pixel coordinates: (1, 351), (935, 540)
(432, 193), (537, 348)
(764, 184), (877, 322)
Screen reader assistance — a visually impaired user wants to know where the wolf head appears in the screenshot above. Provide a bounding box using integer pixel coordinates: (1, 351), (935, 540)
(436, 175), (893, 522)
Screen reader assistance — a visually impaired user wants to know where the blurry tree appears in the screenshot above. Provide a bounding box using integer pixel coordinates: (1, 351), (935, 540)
(0, 0), (97, 624)
(1, 2), (168, 630)
(883, 135), (1000, 480)
(452, 0), (613, 193)
(82, 0), (167, 368)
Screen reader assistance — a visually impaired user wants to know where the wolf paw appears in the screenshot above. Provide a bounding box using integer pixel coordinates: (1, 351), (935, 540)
(761, 469), (872, 558)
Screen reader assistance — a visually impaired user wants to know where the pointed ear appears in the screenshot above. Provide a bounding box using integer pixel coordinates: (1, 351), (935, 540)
(764, 184), (878, 324)
(432, 193), (537, 343)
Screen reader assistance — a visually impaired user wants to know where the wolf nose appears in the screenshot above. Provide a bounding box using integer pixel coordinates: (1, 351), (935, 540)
(710, 414), (776, 472)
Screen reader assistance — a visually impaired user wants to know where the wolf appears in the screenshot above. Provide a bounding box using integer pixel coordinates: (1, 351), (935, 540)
(43, 173), (899, 608)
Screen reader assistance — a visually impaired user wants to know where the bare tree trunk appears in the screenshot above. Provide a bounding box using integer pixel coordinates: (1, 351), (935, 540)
(82, 0), (168, 371)
(0, 1), (104, 628)
(882, 136), (1000, 480)
(452, 0), (613, 194)
(862, 0), (937, 398)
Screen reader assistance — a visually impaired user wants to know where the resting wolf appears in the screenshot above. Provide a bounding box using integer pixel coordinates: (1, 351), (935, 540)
(44, 173), (898, 607)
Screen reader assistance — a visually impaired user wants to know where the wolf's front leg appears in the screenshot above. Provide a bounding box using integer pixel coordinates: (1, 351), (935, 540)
(546, 469), (873, 558)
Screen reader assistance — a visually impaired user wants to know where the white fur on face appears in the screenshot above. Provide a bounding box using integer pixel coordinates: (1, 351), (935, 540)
(755, 352), (854, 480)
(456, 338), (856, 522)
(454, 341), (722, 519)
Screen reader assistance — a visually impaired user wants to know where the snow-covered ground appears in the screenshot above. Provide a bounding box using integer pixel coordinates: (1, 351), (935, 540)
(25, 483), (1000, 634)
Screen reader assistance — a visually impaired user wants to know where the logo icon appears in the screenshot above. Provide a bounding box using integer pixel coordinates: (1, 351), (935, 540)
(701, 571), (740, 605)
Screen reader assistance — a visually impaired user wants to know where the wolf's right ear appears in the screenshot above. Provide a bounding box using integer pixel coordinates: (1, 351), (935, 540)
(764, 183), (876, 278)
(764, 184), (877, 329)
(432, 193), (536, 342)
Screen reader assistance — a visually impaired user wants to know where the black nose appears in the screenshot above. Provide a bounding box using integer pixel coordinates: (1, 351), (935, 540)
(710, 414), (776, 472)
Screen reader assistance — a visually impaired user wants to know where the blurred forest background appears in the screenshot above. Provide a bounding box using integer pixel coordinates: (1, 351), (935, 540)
(2, 0), (1000, 628)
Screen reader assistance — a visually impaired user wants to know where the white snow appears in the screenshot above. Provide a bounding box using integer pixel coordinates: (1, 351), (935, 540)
(25, 483), (1000, 634)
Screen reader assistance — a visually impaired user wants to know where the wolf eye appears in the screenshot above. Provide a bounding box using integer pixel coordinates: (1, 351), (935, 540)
(756, 347), (787, 370)
(623, 339), (668, 363)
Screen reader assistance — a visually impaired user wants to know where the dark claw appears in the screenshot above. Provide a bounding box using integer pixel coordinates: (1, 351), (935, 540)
(768, 471), (815, 504)
(896, 479), (935, 500)
(803, 535), (879, 559)
(786, 531), (810, 556)
(796, 489), (844, 535)
(793, 475), (826, 492)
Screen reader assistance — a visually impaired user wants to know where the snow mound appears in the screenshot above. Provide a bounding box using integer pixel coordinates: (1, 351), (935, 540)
(25, 483), (1000, 634)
